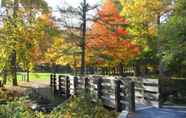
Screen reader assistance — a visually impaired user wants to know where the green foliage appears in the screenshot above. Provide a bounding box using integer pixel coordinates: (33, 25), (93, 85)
(0, 0), (55, 84)
(50, 92), (118, 118)
(160, 79), (186, 105)
(0, 98), (36, 118)
(175, 0), (186, 16)
(2, 0), (49, 13)
(0, 92), (118, 118)
(160, 0), (186, 77)
(19, 0), (49, 13)
(118, 0), (173, 74)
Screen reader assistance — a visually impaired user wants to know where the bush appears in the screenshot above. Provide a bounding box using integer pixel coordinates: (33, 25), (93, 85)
(0, 88), (20, 102)
(0, 98), (36, 118)
(160, 79), (186, 105)
(0, 92), (118, 118)
(50, 92), (118, 118)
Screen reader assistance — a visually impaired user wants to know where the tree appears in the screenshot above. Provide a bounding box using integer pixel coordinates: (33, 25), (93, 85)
(58, 0), (99, 75)
(16, 13), (59, 81)
(160, 0), (186, 77)
(44, 35), (80, 73)
(0, 0), (52, 84)
(119, 0), (173, 76)
(87, 0), (140, 73)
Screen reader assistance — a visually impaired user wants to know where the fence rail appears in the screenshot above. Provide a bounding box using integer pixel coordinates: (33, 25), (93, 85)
(50, 74), (135, 112)
(135, 79), (159, 108)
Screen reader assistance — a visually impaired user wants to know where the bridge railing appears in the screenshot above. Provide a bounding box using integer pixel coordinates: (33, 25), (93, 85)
(50, 74), (135, 112)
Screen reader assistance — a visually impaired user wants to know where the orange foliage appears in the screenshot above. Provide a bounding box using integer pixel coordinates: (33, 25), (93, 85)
(87, 0), (140, 64)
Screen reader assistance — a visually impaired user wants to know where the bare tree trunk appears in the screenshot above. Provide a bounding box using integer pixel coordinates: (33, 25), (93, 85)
(11, 50), (17, 86)
(3, 68), (7, 85)
(157, 14), (165, 78)
(9, 0), (18, 86)
(134, 63), (141, 76)
(26, 68), (29, 82)
(80, 0), (87, 76)
(118, 63), (124, 76)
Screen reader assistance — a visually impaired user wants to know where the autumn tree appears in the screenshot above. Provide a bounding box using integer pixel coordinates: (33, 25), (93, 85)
(119, 0), (173, 76)
(44, 34), (80, 73)
(87, 0), (140, 75)
(0, 0), (55, 84)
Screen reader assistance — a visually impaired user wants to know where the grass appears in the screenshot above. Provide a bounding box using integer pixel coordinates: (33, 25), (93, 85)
(17, 72), (52, 81)
(0, 72), (60, 82)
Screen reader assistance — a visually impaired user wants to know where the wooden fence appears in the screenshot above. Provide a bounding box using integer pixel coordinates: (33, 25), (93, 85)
(50, 74), (135, 112)
(135, 78), (159, 108)
(0, 80), (3, 87)
(75, 66), (135, 76)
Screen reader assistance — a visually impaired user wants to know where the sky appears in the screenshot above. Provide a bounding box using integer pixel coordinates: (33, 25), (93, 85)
(45, 0), (101, 10)
(0, 0), (102, 27)
(45, 0), (102, 26)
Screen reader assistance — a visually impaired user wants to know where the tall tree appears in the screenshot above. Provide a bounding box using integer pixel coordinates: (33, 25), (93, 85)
(119, 0), (173, 76)
(87, 0), (140, 67)
(58, 0), (99, 75)
(160, 0), (186, 77)
(0, 0), (51, 85)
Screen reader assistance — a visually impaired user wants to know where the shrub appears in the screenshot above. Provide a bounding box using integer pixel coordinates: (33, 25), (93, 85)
(0, 88), (23, 102)
(0, 98), (36, 118)
(0, 92), (118, 118)
(50, 91), (118, 118)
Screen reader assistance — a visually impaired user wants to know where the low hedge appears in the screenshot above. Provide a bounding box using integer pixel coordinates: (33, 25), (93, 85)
(160, 79), (186, 105)
(0, 92), (118, 118)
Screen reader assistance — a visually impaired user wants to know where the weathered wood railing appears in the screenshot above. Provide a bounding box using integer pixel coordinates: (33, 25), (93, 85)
(50, 74), (135, 112)
(135, 78), (159, 108)
(0, 80), (3, 87)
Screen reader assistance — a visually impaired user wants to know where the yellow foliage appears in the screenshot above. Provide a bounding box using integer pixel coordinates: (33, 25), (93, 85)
(118, 0), (168, 52)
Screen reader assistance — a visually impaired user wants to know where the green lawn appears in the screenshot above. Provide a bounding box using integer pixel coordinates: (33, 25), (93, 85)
(0, 72), (72, 82)
(17, 72), (52, 81)
(0, 72), (56, 81)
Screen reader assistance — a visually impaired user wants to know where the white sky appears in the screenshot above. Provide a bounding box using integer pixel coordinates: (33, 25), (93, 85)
(45, 0), (102, 10)
(45, 0), (102, 27)
(0, 0), (102, 27)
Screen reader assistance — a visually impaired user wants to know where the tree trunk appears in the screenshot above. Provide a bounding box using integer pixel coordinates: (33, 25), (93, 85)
(11, 50), (17, 86)
(52, 62), (56, 74)
(118, 63), (124, 76)
(134, 63), (141, 76)
(157, 14), (165, 78)
(80, 0), (87, 76)
(3, 68), (7, 85)
(26, 69), (29, 82)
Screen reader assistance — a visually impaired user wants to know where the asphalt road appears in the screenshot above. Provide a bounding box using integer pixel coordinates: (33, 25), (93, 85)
(127, 107), (186, 118)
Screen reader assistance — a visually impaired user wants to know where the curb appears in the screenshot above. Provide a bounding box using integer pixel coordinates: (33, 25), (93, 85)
(118, 111), (128, 118)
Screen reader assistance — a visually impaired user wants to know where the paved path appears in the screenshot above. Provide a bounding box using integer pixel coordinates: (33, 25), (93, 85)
(127, 107), (186, 118)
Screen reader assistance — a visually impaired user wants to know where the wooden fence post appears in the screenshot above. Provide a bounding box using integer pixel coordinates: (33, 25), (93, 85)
(65, 76), (70, 98)
(53, 74), (57, 96)
(128, 81), (135, 112)
(115, 80), (122, 112)
(84, 77), (89, 89)
(97, 77), (102, 99)
(58, 75), (64, 96)
(50, 74), (53, 87)
(158, 78), (162, 108)
(0, 80), (3, 87)
(50, 74), (57, 95)
(74, 77), (78, 95)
